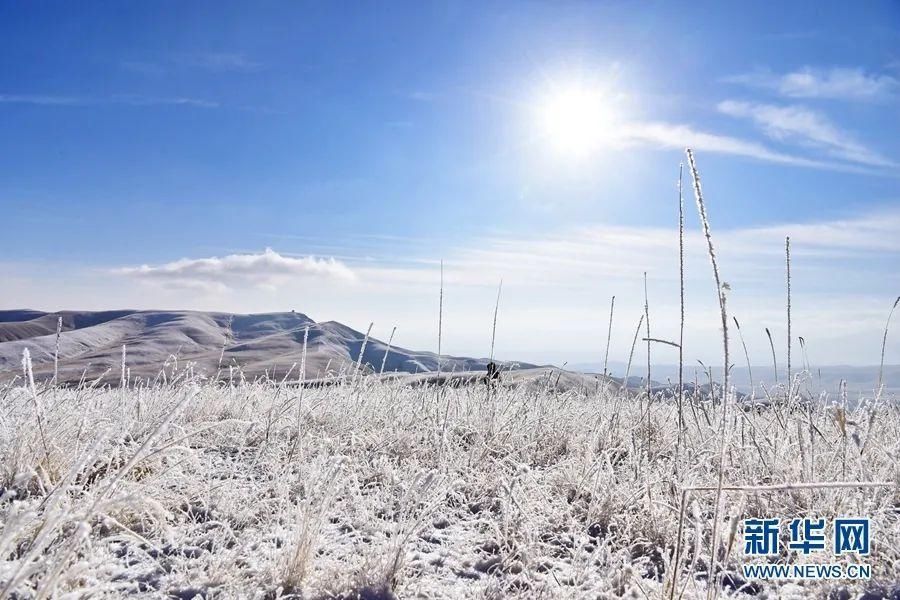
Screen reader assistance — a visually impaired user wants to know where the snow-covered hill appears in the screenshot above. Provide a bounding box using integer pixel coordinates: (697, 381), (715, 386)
(0, 309), (535, 385)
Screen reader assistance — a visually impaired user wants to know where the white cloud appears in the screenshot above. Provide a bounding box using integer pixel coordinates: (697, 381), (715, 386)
(174, 52), (262, 72)
(115, 248), (355, 290)
(0, 94), (83, 106)
(717, 100), (897, 168)
(730, 209), (900, 255)
(619, 121), (842, 170)
(6, 208), (900, 366)
(395, 208), (900, 288)
(726, 67), (899, 101)
(120, 53), (261, 76)
(0, 94), (219, 109)
(349, 208), (900, 365)
(110, 94), (220, 109)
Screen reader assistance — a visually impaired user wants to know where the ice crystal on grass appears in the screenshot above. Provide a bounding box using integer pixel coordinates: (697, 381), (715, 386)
(0, 371), (897, 598)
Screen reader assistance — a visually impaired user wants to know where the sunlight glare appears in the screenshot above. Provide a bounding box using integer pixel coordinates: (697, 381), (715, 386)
(537, 83), (619, 159)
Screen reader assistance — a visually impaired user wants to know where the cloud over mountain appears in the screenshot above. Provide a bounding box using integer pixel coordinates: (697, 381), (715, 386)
(116, 248), (355, 290)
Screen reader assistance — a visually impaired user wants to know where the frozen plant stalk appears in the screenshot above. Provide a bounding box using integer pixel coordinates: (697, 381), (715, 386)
(685, 148), (731, 600)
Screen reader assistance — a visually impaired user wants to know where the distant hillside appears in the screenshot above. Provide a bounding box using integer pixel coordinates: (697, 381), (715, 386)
(0, 309), (536, 385)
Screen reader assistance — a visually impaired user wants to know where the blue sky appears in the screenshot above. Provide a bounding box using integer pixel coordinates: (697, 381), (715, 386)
(2, 2), (899, 366)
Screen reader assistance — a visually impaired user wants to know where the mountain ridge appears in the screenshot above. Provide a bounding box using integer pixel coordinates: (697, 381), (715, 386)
(0, 309), (537, 385)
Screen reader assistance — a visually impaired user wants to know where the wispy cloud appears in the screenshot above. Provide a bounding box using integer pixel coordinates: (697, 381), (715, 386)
(717, 100), (897, 168)
(619, 121), (842, 170)
(341, 207), (900, 295)
(477, 210), (898, 281)
(12, 209), (900, 364)
(406, 90), (438, 102)
(115, 248), (355, 291)
(0, 93), (219, 109)
(732, 208), (900, 254)
(760, 30), (821, 42)
(173, 52), (262, 72)
(111, 94), (220, 108)
(120, 60), (167, 76)
(122, 52), (262, 76)
(725, 66), (899, 101)
(334, 206), (900, 364)
(0, 94), (83, 106)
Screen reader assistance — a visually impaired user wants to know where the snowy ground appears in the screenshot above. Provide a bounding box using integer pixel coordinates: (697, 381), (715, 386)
(1, 372), (898, 599)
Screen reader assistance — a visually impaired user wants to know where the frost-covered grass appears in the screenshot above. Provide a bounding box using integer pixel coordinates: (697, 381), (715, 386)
(1, 372), (898, 599)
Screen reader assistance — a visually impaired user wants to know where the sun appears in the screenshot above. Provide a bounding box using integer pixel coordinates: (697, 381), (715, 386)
(536, 83), (619, 158)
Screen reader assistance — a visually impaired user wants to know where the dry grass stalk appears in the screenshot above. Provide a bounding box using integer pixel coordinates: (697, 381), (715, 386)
(877, 296), (900, 395)
(53, 316), (62, 386)
(292, 325), (310, 452)
(489, 279), (503, 363)
(685, 148), (731, 600)
(644, 271), (651, 403)
(380, 326), (397, 375)
(733, 317), (753, 392)
(622, 314), (645, 393)
(677, 162), (686, 442)
(437, 260), (444, 381)
(786, 236), (792, 398)
(120, 345), (127, 388)
(355, 322), (374, 376)
(604, 295), (615, 379)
